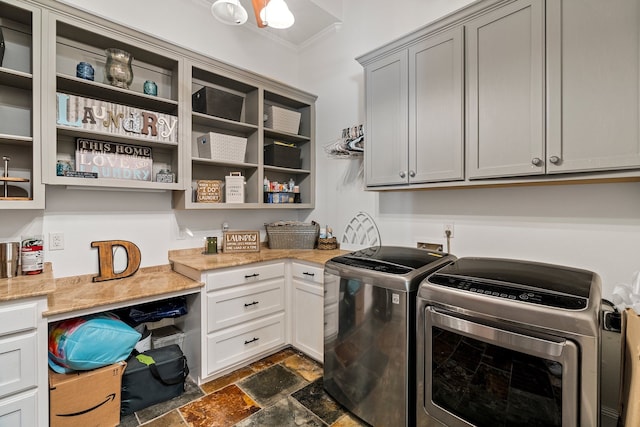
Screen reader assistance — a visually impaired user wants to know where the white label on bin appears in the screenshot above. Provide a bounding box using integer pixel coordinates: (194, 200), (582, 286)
(392, 293), (400, 304)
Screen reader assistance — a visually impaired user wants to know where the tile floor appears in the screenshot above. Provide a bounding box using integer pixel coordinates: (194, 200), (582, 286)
(118, 347), (369, 427)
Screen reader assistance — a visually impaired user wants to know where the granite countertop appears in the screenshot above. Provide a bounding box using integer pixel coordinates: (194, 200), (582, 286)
(0, 262), (56, 302)
(168, 246), (349, 272)
(45, 264), (203, 318)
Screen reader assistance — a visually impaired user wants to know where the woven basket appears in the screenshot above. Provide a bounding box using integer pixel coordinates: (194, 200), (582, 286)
(317, 237), (338, 250)
(265, 221), (319, 249)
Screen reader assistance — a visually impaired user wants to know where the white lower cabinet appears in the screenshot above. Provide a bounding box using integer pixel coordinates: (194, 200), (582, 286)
(291, 263), (324, 362)
(0, 297), (47, 426)
(202, 262), (286, 378)
(198, 259), (328, 381)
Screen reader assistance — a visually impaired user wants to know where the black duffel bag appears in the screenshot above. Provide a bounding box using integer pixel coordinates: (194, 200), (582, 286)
(120, 344), (189, 416)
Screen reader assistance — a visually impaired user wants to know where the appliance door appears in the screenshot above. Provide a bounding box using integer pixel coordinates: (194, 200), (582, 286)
(324, 271), (411, 427)
(423, 306), (579, 427)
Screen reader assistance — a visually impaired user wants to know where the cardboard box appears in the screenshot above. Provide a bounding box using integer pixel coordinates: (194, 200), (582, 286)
(192, 86), (244, 122)
(264, 143), (301, 169)
(620, 309), (640, 425)
(49, 362), (126, 427)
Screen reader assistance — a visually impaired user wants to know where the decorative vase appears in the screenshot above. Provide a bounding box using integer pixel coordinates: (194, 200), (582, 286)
(105, 48), (133, 89)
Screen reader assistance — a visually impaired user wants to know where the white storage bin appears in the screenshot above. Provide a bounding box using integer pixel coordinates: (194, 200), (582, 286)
(150, 325), (185, 351)
(265, 105), (301, 134)
(225, 172), (245, 203)
(196, 132), (247, 162)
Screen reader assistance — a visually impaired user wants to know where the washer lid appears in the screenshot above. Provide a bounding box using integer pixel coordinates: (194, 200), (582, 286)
(329, 246), (450, 275)
(429, 257), (596, 298)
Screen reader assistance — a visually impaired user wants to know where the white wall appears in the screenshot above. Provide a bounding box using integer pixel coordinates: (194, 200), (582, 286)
(4, 0), (639, 296)
(298, 0), (640, 300)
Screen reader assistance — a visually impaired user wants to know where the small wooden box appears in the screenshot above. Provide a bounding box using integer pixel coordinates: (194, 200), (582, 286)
(196, 180), (222, 203)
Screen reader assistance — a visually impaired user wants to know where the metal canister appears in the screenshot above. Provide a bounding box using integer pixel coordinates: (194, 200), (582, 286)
(0, 242), (20, 278)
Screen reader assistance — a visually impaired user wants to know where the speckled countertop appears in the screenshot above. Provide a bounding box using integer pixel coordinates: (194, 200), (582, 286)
(0, 262), (56, 302)
(0, 247), (350, 318)
(45, 264), (203, 318)
(168, 246), (349, 272)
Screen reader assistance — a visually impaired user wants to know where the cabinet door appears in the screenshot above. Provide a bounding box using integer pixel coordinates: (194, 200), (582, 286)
(292, 279), (323, 362)
(364, 50), (408, 186)
(467, 0), (545, 179)
(547, 0), (640, 173)
(409, 26), (464, 183)
(0, 389), (37, 427)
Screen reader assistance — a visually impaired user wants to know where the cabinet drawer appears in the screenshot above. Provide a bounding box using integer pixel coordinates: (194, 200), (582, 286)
(206, 313), (285, 375)
(291, 263), (323, 285)
(0, 332), (37, 400)
(207, 279), (285, 332)
(206, 262), (285, 291)
(0, 302), (37, 336)
(0, 389), (37, 427)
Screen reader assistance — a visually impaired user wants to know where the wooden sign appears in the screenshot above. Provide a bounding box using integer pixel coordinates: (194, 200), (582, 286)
(91, 240), (141, 282)
(196, 180), (222, 203)
(223, 231), (260, 253)
(56, 92), (178, 143)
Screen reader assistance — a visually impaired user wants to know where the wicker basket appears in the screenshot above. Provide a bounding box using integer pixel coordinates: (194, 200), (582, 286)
(265, 221), (319, 249)
(265, 105), (301, 134)
(317, 237), (338, 250)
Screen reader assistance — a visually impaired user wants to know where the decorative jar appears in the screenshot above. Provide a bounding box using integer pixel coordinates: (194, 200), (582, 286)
(143, 80), (157, 96)
(76, 61), (94, 81)
(105, 48), (133, 89)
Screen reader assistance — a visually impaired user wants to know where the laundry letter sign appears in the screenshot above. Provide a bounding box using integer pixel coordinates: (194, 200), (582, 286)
(223, 231), (260, 253)
(92, 240), (141, 282)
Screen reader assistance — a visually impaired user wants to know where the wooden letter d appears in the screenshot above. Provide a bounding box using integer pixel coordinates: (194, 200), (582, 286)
(92, 240), (141, 282)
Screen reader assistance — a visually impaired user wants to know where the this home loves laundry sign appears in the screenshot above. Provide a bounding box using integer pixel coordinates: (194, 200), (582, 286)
(56, 92), (178, 144)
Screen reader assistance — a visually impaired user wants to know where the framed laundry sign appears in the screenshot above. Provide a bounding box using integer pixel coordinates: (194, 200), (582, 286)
(223, 231), (260, 253)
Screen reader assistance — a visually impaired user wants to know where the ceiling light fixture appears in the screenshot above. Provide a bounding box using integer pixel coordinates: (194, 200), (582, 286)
(259, 0), (295, 29)
(211, 0), (248, 25)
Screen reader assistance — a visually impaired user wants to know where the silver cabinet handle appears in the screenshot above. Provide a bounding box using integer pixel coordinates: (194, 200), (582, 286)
(399, 171), (406, 178)
(549, 156), (560, 164)
(409, 170), (416, 178)
(531, 157), (543, 166)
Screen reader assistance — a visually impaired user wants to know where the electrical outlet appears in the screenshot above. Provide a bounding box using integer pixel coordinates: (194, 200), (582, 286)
(443, 223), (454, 238)
(49, 232), (64, 251)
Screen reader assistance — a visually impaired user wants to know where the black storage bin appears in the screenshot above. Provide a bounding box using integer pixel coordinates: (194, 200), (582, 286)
(120, 344), (189, 416)
(264, 143), (301, 169)
(192, 86), (244, 121)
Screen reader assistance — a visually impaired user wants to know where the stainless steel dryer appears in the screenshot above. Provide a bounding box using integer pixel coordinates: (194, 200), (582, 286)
(323, 246), (456, 427)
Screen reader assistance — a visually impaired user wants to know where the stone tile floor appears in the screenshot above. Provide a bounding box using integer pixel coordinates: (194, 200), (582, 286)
(118, 347), (369, 427)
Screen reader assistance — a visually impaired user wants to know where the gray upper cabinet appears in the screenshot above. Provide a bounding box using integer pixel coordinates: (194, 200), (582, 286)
(466, 0), (545, 179)
(363, 50), (408, 187)
(360, 26), (463, 187)
(546, 0), (640, 174)
(409, 27), (464, 183)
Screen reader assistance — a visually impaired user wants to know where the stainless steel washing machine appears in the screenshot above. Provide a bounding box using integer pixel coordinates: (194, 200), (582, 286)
(417, 257), (601, 427)
(323, 246), (456, 427)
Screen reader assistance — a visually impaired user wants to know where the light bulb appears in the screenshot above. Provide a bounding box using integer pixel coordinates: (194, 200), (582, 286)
(259, 0), (295, 29)
(211, 0), (248, 25)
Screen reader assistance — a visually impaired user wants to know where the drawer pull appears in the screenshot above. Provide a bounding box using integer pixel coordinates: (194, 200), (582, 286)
(245, 273), (260, 279)
(244, 337), (259, 345)
(303, 272), (315, 277)
(244, 301), (259, 307)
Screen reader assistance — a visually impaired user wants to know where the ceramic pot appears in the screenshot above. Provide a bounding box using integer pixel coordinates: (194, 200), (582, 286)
(105, 48), (133, 89)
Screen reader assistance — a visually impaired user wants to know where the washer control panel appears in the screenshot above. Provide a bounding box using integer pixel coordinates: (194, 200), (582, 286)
(427, 274), (587, 310)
